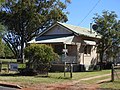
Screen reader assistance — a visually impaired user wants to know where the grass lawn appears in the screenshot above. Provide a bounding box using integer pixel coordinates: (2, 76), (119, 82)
(0, 70), (111, 84)
(83, 77), (120, 89)
(79, 71), (120, 89)
(50, 70), (111, 80)
(100, 80), (120, 89)
(0, 68), (120, 89)
(0, 59), (120, 89)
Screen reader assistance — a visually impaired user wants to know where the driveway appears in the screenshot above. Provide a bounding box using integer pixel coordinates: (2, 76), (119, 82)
(0, 86), (16, 90)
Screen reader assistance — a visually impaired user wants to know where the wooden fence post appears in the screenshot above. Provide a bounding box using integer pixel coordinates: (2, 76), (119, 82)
(8, 62), (10, 73)
(0, 61), (2, 72)
(70, 63), (73, 78)
(111, 64), (114, 82)
(64, 62), (66, 77)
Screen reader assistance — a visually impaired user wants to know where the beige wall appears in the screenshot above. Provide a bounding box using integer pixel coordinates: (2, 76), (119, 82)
(83, 46), (98, 70)
(72, 36), (99, 71)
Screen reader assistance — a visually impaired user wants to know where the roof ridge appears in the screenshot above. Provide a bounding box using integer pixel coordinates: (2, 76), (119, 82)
(57, 22), (90, 31)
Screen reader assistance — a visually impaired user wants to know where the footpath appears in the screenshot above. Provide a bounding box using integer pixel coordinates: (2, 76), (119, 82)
(40, 73), (111, 90)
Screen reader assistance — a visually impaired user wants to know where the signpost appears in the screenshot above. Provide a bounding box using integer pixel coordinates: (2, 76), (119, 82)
(64, 62), (73, 78)
(63, 44), (73, 78)
(9, 63), (18, 71)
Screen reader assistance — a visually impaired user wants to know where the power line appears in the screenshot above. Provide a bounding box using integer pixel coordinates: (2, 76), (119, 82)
(79, 0), (101, 26)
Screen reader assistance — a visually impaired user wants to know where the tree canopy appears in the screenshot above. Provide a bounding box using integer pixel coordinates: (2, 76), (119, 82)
(24, 44), (58, 70)
(93, 11), (120, 68)
(0, 0), (70, 62)
(0, 38), (4, 57)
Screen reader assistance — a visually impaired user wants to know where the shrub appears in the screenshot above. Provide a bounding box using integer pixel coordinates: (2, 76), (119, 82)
(24, 44), (59, 71)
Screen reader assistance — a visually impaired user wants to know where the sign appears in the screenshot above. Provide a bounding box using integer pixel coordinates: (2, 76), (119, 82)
(9, 63), (18, 71)
(62, 49), (68, 53)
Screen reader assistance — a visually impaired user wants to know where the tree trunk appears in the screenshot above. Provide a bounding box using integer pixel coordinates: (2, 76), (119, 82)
(100, 51), (104, 70)
(100, 42), (104, 70)
(17, 25), (25, 63)
(17, 36), (25, 63)
(20, 34), (25, 63)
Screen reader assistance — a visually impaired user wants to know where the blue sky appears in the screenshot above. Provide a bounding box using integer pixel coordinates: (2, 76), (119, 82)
(65, 0), (120, 28)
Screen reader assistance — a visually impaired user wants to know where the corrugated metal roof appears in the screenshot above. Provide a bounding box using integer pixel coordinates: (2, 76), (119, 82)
(84, 40), (96, 45)
(28, 36), (74, 44)
(57, 22), (101, 38)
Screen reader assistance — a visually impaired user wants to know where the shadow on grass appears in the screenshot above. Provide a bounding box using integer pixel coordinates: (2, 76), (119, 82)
(35, 75), (71, 80)
(0, 73), (71, 80)
(0, 73), (20, 76)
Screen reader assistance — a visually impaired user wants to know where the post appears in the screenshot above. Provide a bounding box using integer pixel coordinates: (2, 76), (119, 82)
(90, 23), (92, 33)
(0, 61), (2, 72)
(64, 44), (67, 77)
(8, 62), (9, 73)
(70, 63), (73, 78)
(111, 64), (114, 82)
(64, 62), (66, 77)
(64, 44), (67, 57)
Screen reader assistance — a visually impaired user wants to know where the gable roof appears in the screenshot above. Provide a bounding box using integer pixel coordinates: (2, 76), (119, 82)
(28, 36), (74, 44)
(38, 22), (101, 39)
(57, 22), (101, 38)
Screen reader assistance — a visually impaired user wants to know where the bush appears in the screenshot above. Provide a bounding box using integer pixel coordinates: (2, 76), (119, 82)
(24, 44), (59, 72)
(19, 68), (37, 76)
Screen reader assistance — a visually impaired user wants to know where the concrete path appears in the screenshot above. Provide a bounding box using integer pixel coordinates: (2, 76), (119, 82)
(70, 73), (111, 85)
(0, 82), (22, 90)
(80, 73), (111, 81)
(0, 86), (16, 90)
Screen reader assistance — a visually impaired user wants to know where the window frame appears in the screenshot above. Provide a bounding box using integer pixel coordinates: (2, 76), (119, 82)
(84, 45), (92, 56)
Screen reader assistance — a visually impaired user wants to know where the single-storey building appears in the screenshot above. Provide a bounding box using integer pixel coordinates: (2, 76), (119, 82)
(28, 22), (101, 71)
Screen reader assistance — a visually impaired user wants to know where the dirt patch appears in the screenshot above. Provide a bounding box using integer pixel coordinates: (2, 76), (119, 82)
(21, 82), (99, 90)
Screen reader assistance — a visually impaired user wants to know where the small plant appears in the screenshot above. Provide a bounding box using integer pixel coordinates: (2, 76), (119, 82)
(24, 44), (59, 75)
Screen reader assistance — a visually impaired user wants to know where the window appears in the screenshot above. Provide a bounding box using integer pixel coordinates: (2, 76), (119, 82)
(84, 45), (92, 55)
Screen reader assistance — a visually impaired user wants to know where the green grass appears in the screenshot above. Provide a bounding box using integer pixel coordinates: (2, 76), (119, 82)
(73, 70), (120, 89)
(1, 59), (119, 89)
(49, 70), (111, 80)
(0, 70), (111, 84)
(0, 59), (16, 63)
(100, 80), (120, 89)
(1, 69), (120, 89)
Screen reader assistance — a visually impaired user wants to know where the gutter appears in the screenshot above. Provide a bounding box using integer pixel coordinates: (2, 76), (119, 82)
(0, 82), (22, 89)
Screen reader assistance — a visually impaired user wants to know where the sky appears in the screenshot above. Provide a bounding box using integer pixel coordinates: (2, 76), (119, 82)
(65, 0), (120, 28)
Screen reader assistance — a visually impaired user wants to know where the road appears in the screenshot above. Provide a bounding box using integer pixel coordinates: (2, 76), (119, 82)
(0, 86), (16, 90)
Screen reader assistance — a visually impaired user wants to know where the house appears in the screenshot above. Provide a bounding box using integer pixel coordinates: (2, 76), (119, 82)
(28, 22), (101, 71)
(115, 46), (120, 65)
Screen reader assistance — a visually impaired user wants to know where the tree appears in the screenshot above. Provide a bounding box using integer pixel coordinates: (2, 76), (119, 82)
(93, 11), (120, 70)
(0, 38), (4, 57)
(0, 0), (70, 63)
(0, 23), (6, 58)
(4, 44), (14, 58)
(24, 44), (58, 75)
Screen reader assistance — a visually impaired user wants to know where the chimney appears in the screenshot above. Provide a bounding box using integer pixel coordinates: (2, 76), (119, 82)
(90, 23), (92, 33)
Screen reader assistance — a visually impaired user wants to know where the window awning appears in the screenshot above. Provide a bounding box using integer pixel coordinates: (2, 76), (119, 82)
(28, 36), (74, 44)
(84, 40), (96, 45)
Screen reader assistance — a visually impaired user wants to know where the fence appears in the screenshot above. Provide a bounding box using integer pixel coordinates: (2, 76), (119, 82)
(0, 59), (26, 73)
(111, 64), (120, 82)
